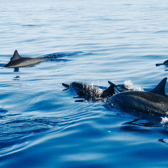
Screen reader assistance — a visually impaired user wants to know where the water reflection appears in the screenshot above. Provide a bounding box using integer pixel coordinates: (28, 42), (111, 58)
(14, 67), (19, 72)
(13, 76), (20, 80)
(123, 118), (161, 127)
(158, 138), (167, 144)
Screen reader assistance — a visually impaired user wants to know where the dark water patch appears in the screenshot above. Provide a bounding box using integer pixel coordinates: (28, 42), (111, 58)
(161, 129), (168, 135)
(129, 142), (168, 162)
(123, 118), (161, 128)
(0, 109), (8, 113)
(42, 51), (83, 62)
(141, 54), (165, 60)
(0, 64), (6, 67)
(22, 24), (43, 27)
(43, 51), (83, 58)
(0, 117), (60, 141)
(44, 58), (69, 62)
(0, 116), (71, 157)
(124, 3), (133, 6)
(75, 99), (85, 102)
(80, 52), (96, 56)
(155, 30), (168, 34)
(120, 125), (157, 134)
(25, 38), (37, 43)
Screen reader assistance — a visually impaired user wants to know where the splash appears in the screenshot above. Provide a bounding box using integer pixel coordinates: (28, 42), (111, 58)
(90, 82), (94, 88)
(161, 117), (168, 124)
(90, 82), (103, 96)
(124, 80), (144, 91)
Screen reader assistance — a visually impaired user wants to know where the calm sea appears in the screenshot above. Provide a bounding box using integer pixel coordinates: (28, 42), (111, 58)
(1, 0), (168, 167)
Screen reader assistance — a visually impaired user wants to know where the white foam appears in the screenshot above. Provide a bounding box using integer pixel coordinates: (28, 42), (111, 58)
(90, 82), (94, 88)
(161, 117), (168, 124)
(124, 80), (144, 91)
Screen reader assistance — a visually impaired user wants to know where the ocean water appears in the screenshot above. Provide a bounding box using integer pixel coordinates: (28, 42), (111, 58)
(1, 0), (168, 167)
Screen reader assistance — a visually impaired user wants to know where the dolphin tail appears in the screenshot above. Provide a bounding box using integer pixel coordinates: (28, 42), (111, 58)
(101, 82), (115, 98)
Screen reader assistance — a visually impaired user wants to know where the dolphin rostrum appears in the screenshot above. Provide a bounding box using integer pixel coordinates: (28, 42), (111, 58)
(62, 81), (115, 100)
(5, 50), (45, 68)
(111, 77), (168, 115)
(156, 60), (168, 66)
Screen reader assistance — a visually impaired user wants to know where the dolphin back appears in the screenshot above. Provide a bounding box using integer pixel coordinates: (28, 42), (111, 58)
(111, 78), (168, 115)
(5, 50), (45, 68)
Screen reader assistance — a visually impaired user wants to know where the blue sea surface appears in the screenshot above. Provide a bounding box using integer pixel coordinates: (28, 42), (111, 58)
(1, 0), (168, 167)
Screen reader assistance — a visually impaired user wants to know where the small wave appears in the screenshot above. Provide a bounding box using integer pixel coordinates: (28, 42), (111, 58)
(0, 116), (70, 157)
(0, 117), (62, 142)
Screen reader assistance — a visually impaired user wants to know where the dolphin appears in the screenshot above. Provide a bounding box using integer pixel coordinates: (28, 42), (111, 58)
(4, 50), (45, 68)
(62, 80), (143, 101)
(111, 77), (168, 115)
(62, 81), (115, 100)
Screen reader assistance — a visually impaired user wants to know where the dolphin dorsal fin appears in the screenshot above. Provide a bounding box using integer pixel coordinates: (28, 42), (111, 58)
(11, 50), (21, 61)
(150, 77), (167, 96)
(101, 82), (115, 98)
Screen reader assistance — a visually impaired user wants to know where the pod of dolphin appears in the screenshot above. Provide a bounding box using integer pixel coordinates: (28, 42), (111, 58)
(3, 50), (168, 116)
